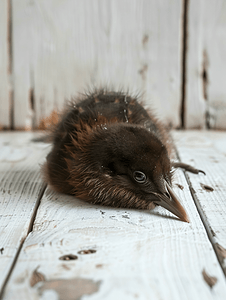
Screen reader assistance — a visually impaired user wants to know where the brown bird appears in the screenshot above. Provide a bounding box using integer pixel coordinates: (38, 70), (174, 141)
(43, 89), (204, 222)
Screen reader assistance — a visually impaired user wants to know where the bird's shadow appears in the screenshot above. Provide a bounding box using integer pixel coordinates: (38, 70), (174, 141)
(3, 170), (183, 224)
(147, 210), (180, 222)
(44, 186), (182, 223)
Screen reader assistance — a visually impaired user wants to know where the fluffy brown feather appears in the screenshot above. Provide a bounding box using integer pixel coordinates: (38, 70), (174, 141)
(43, 88), (189, 222)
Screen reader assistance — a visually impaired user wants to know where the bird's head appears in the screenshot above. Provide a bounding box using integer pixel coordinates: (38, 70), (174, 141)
(66, 119), (189, 222)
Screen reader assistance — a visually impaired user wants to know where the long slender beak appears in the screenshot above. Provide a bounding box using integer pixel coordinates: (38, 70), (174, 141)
(152, 181), (190, 223)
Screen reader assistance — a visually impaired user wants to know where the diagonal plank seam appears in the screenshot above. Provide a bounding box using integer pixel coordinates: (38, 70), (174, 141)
(175, 148), (226, 277)
(0, 183), (47, 299)
(27, 183), (47, 233)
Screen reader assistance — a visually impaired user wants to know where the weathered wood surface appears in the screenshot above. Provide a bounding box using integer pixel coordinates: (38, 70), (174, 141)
(2, 0), (226, 130)
(0, 132), (49, 292)
(1, 131), (226, 299)
(11, 0), (182, 129)
(12, 1), (34, 130)
(0, 0), (10, 129)
(173, 130), (226, 273)
(185, 0), (226, 129)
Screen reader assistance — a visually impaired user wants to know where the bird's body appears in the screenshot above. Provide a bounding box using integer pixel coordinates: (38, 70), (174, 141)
(43, 89), (189, 222)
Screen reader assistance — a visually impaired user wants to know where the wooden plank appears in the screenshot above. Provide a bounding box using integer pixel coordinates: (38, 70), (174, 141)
(0, 132), (49, 292)
(12, 0), (182, 128)
(173, 130), (226, 273)
(186, 0), (226, 129)
(12, 1), (34, 130)
(0, 0), (10, 129)
(3, 157), (226, 298)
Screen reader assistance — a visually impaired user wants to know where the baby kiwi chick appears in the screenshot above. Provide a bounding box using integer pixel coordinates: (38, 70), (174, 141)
(43, 89), (191, 222)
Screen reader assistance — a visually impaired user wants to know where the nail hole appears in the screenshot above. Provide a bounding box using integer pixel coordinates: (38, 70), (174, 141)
(78, 249), (96, 255)
(59, 254), (78, 260)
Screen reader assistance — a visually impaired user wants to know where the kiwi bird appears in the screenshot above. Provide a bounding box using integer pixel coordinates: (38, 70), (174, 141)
(43, 89), (202, 222)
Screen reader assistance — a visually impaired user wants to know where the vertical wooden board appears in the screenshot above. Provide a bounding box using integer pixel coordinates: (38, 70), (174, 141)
(87, 0), (182, 126)
(3, 168), (226, 299)
(12, 1), (34, 129)
(173, 130), (226, 272)
(13, 0), (182, 128)
(207, 2), (226, 129)
(184, 0), (206, 128)
(186, 0), (226, 129)
(142, 0), (182, 126)
(0, 0), (10, 129)
(0, 132), (49, 291)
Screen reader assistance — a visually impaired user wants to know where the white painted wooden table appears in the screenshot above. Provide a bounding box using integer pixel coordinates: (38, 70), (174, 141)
(0, 130), (226, 300)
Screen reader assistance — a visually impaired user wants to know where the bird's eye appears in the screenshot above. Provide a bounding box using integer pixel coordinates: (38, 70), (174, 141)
(133, 171), (146, 183)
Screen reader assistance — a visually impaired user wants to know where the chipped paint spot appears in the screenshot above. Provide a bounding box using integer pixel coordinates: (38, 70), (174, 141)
(122, 215), (130, 219)
(142, 34), (149, 46)
(61, 264), (71, 270)
(138, 64), (148, 81)
(202, 269), (217, 288)
(210, 227), (216, 237)
(30, 267), (46, 287)
(39, 278), (101, 300)
(175, 183), (184, 190)
(24, 243), (38, 253)
(216, 243), (226, 265)
(200, 183), (214, 192)
(59, 254), (78, 261)
(78, 249), (96, 255)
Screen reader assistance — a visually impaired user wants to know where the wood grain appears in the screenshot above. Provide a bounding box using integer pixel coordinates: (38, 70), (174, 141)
(3, 157), (226, 299)
(186, 0), (226, 129)
(3, 1), (226, 129)
(12, 0), (182, 129)
(0, 0), (10, 129)
(0, 132), (49, 292)
(173, 130), (226, 273)
(12, 1), (34, 129)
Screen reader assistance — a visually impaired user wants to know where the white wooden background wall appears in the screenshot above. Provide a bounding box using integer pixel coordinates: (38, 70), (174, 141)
(0, 0), (226, 130)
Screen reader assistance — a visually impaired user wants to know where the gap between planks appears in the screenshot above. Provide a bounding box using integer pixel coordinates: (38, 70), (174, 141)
(0, 184), (47, 300)
(7, 0), (14, 130)
(180, 0), (189, 129)
(186, 172), (226, 277)
(174, 135), (226, 278)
